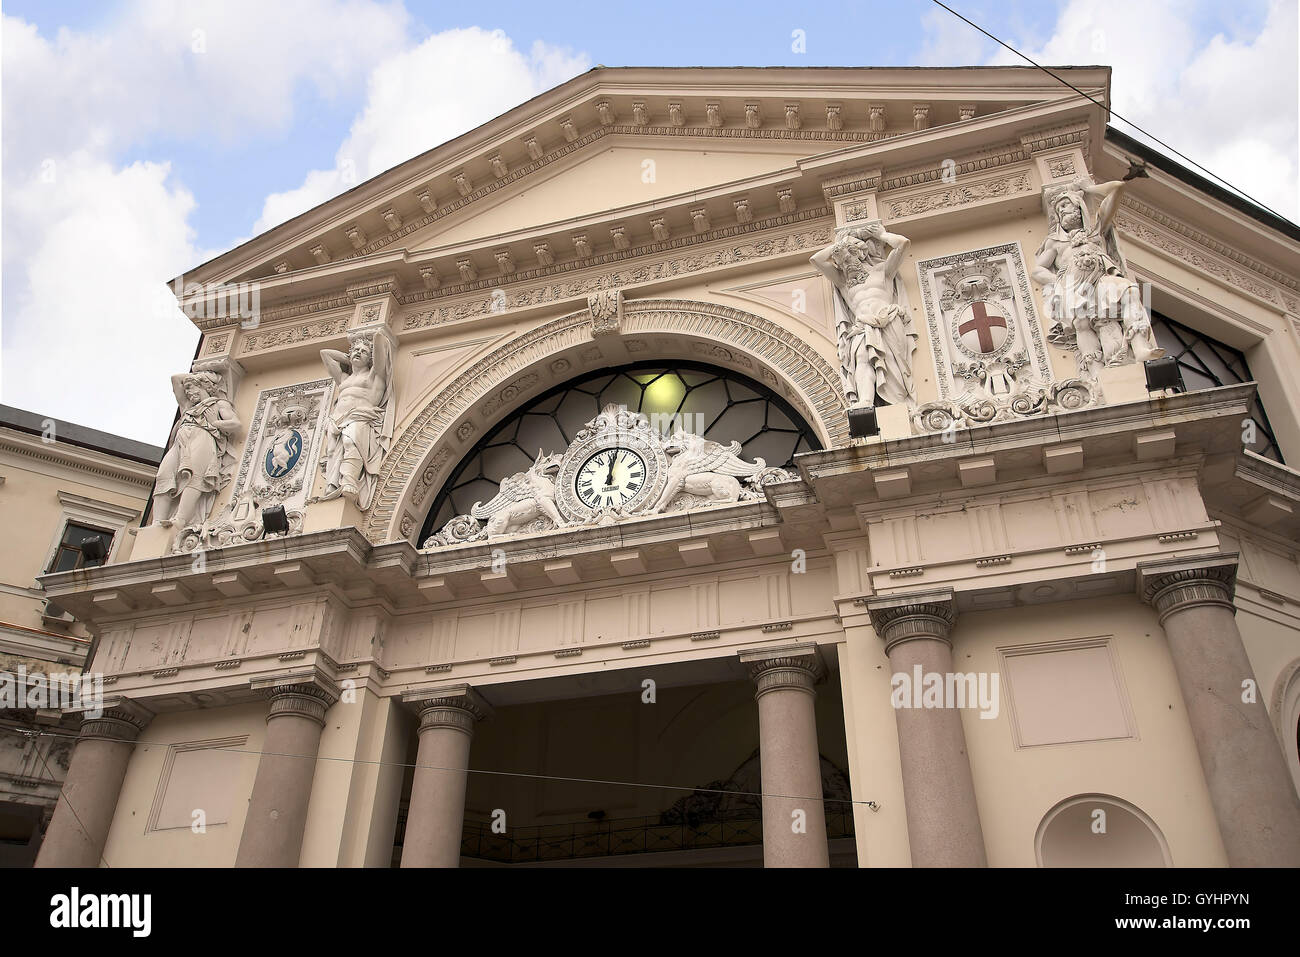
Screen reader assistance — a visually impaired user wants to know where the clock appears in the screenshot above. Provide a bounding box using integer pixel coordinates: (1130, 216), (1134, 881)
(575, 447), (647, 509)
(554, 404), (668, 522)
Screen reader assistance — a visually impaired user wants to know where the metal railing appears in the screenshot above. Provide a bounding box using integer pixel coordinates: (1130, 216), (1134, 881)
(454, 805), (855, 864)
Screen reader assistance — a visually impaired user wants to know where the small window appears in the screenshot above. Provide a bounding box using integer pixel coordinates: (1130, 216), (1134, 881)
(47, 522), (114, 573)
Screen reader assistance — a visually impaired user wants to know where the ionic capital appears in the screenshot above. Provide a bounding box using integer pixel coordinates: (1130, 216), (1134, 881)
(402, 683), (493, 735)
(77, 697), (153, 743)
(738, 643), (826, 698)
(866, 588), (957, 654)
(251, 668), (340, 727)
(1138, 554), (1238, 623)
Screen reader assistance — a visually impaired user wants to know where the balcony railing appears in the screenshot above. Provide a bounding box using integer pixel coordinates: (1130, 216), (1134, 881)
(450, 805), (855, 864)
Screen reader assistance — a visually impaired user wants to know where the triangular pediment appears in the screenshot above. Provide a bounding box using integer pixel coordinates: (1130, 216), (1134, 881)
(181, 66), (1111, 298)
(406, 138), (813, 253)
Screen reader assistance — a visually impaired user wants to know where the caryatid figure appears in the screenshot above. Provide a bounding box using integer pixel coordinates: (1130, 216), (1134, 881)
(318, 326), (394, 510)
(153, 364), (241, 531)
(1031, 163), (1164, 377)
(811, 221), (918, 409)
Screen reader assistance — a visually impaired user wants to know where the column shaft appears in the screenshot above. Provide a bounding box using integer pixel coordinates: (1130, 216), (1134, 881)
(740, 644), (830, 868)
(235, 678), (336, 867)
(869, 590), (987, 867)
(1141, 556), (1300, 866)
(400, 685), (490, 868)
(35, 700), (152, 868)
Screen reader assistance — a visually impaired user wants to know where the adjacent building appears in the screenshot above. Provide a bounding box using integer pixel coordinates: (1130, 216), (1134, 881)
(0, 405), (161, 865)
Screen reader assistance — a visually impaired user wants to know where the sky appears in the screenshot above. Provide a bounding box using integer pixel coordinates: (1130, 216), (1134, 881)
(2, 0), (1296, 444)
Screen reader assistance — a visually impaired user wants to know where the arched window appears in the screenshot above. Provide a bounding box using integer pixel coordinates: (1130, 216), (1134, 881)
(1036, 793), (1171, 867)
(420, 361), (821, 543)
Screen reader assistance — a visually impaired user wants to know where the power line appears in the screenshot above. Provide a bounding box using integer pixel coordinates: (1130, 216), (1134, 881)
(930, 0), (1291, 223)
(23, 728), (112, 868)
(200, 743), (878, 810)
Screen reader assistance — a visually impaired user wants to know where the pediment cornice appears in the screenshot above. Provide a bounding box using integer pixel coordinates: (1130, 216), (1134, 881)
(188, 102), (1108, 340)
(177, 66), (1111, 297)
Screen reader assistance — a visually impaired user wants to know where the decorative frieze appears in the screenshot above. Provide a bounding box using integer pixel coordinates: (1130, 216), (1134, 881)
(400, 214), (832, 327)
(241, 317), (349, 354)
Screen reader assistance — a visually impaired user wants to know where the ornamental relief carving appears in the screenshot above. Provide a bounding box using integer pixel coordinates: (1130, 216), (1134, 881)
(885, 170), (1033, 219)
(401, 220), (834, 330)
(241, 316), (350, 354)
(1115, 212), (1281, 305)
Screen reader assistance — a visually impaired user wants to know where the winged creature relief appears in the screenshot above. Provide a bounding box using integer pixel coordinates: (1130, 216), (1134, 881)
(649, 431), (769, 513)
(472, 451), (565, 538)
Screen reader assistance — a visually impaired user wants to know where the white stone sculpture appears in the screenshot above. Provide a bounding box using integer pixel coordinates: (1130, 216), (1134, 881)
(318, 326), (394, 510)
(1031, 164), (1164, 379)
(152, 361), (241, 532)
(650, 432), (770, 513)
(811, 221), (918, 408)
(469, 450), (565, 539)
(423, 405), (794, 547)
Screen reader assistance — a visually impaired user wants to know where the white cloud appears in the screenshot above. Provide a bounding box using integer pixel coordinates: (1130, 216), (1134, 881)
(253, 29), (591, 232)
(1, 0), (414, 442)
(982, 0), (1298, 219)
(3, 154), (204, 441)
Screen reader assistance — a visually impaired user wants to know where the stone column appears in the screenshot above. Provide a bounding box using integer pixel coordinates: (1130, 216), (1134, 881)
(867, 589), (987, 867)
(738, 643), (830, 868)
(400, 684), (492, 868)
(235, 670), (338, 868)
(35, 698), (153, 868)
(1139, 554), (1300, 866)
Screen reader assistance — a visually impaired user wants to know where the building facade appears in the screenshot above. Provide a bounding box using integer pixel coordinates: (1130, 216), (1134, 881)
(0, 406), (161, 865)
(33, 66), (1300, 867)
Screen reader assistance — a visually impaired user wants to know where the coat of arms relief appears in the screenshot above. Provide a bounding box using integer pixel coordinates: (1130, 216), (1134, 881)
(911, 242), (1096, 434)
(172, 378), (334, 553)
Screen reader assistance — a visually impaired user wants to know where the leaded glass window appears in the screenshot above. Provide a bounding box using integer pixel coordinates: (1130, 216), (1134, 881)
(421, 362), (821, 541)
(1151, 312), (1282, 462)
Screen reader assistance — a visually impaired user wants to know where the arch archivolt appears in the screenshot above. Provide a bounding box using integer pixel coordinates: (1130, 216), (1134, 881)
(368, 297), (848, 542)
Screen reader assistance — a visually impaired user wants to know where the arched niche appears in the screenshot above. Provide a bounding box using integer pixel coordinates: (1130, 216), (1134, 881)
(1272, 656), (1300, 801)
(1035, 793), (1172, 867)
(369, 298), (847, 543)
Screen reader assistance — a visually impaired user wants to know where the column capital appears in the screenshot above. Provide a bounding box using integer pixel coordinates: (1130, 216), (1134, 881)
(866, 588), (956, 653)
(76, 696), (153, 743)
(402, 683), (493, 734)
(250, 667), (340, 727)
(738, 642), (826, 698)
(1138, 553), (1238, 623)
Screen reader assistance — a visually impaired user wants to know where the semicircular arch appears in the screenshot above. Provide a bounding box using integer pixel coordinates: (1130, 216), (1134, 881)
(368, 297), (847, 542)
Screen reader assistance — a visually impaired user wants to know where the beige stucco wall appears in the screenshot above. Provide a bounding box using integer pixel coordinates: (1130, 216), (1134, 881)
(102, 702), (265, 867)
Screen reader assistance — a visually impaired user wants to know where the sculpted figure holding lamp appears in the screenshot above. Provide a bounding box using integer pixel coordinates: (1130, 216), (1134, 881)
(1031, 162), (1164, 378)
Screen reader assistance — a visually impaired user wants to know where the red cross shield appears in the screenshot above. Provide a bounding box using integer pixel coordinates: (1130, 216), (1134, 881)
(955, 300), (1009, 355)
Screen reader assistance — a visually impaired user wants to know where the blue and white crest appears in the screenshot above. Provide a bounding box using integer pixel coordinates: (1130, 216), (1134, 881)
(265, 429), (303, 478)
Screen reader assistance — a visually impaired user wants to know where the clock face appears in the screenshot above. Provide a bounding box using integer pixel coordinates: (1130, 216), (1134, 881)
(575, 447), (647, 509)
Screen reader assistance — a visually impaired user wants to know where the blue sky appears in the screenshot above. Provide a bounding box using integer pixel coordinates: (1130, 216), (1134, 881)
(2, 0), (1295, 442)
